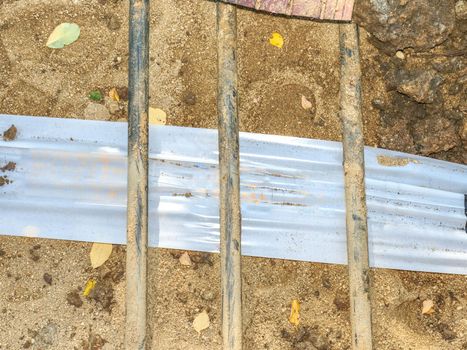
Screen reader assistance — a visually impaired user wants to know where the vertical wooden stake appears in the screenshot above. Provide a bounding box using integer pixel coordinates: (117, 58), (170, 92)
(339, 23), (373, 350)
(217, 2), (243, 350)
(126, 0), (149, 348)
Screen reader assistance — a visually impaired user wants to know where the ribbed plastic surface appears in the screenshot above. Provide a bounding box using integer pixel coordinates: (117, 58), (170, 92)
(0, 115), (466, 274)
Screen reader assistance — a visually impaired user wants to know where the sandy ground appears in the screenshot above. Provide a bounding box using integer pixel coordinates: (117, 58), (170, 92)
(0, 0), (466, 349)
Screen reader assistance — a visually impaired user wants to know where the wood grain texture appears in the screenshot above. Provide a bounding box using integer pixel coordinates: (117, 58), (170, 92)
(217, 3), (243, 349)
(223, 0), (354, 20)
(339, 23), (374, 350)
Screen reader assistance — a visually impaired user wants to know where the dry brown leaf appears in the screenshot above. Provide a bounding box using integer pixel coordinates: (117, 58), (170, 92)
(108, 87), (120, 102)
(422, 299), (435, 315)
(90, 243), (113, 268)
(149, 107), (167, 125)
(193, 310), (210, 334)
(288, 299), (300, 326)
(179, 252), (192, 266)
(301, 95), (313, 110)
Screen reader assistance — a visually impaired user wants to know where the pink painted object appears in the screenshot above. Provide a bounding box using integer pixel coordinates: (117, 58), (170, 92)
(223, 0), (354, 21)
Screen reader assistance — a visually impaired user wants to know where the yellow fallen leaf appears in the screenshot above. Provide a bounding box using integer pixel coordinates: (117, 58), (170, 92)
(179, 252), (192, 266)
(301, 95), (313, 110)
(83, 279), (96, 297)
(289, 299), (300, 326)
(46, 23), (80, 49)
(90, 243), (113, 268)
(108, 88), (120, 102)
(193, 310), (210, 334)
(269, 32), (284, 49)
(422, 299), (435, 315)
(149, 107), (167, 125)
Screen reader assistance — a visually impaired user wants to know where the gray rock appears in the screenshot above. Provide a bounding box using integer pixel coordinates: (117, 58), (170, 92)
(354, 0), (456, 52)
(456, 0), (467, 19)
(84, 102), (111, 120)
(35, 323), (58, 348)
(396, 70), (443, 104)
(105, 97), (120, 114)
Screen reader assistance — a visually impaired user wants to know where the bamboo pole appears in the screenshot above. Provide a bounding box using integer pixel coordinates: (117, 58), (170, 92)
(339, 23), (373, 350)
(125, 0), (149, 348)
(217, 2), (243, 350)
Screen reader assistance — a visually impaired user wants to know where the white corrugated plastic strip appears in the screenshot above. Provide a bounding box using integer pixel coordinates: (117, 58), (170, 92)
(0, 115), (466, 274)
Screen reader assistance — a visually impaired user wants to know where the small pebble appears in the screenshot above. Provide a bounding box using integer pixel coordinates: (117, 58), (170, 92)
(43, 273), (53, 285)
(395, 50), (405, 59)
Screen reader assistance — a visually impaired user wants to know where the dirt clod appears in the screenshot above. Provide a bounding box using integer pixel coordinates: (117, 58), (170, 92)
(0, 176), (9, 186)
(190, 252), (213, 266)
(88, 280), (114, 311)
(115, 86), (128, 101)
(2, 124), (17, 141)
(82, 333), (107, 350)
(66, 291), (83, 308)
(105, 14), (121, 31)
(333, 292), (350, 311)
(438, 323), (457, 341)
(29, 248), (40, 262)
(182, 91), (197, 105)
(412, 117), (460, 155)
(321, 277), (331, 289)
(84, 103), (111, 120)
(43, 273), (52, 285)
(201, 290), (215, 302)
(282, 326), (329, 350)
(1, 161), (16, 172)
